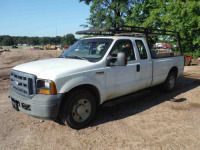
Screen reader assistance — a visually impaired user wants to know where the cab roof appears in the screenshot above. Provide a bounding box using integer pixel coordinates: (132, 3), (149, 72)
(81, 36), (144, 40)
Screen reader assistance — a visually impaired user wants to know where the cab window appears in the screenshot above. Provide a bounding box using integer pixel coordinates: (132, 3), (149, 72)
(135, 40), (148, 59)
(110, 40), (135, 62)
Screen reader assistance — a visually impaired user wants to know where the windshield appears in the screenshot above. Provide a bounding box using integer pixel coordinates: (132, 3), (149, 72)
(61, 38), (113, 62)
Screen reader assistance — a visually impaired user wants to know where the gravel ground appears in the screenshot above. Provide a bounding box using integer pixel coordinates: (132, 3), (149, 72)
(0, 49), (200, 150)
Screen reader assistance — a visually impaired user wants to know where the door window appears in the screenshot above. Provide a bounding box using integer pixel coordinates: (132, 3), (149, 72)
(110, 40), (135, 62)
(135, 40), (148, 59)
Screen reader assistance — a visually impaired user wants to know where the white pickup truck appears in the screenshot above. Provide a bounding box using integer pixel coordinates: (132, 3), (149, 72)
(9, 35), (184, 129)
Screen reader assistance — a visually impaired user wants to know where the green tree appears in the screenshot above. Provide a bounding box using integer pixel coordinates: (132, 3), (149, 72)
(40, 37), (51, 45)
(79, 0), (134, 29)
(52, 36), (62, 45)
(0, 36), (14, 46)
(0, 36), (4, 45)
(28, 37), (40, 45)
(61, 34), (77, 45)
(12, 36), (19, 45)
(126, 0), (200, 53)
(17, 36), (29, 44)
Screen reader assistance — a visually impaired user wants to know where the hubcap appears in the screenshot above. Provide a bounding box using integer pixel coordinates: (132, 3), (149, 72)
(72, 99), (91, 122)
(77, 104), (86, 115)
(169, 76), (175, 89)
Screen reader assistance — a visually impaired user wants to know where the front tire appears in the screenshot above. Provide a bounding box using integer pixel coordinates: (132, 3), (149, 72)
(59, 90), (96, 129)
(163, 72), (176, 92)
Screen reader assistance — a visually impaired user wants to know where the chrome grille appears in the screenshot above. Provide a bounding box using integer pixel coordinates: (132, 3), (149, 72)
(10, 70), (36, 98)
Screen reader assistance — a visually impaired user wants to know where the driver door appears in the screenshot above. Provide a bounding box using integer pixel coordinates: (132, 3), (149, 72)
(105, 39), (141, 100)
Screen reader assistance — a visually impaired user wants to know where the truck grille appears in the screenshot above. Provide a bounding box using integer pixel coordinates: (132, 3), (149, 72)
(10, 70), (36, 98)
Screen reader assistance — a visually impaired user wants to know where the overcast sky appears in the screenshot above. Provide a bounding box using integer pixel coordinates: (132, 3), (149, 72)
(0, 0), (90, 38)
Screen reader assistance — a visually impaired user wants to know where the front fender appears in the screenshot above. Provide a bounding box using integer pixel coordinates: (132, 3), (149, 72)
(56, 73), (106, 104)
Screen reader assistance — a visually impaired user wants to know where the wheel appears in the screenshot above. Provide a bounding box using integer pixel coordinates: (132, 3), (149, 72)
(163, 72), (176, 92)
(188, 60), (192, 66)
(59, 90), (96, 129)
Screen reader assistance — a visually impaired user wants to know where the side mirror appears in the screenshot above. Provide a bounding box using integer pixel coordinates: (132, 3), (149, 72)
(117, 52), (127, 66)
(106, 52), (127, 66)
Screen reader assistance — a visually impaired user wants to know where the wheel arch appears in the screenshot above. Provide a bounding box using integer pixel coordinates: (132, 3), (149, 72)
(60, 84), (101, 107)
(169, 66), (178, 78)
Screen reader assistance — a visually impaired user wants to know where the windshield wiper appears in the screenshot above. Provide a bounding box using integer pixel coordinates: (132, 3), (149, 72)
(66, 55), (89, 61)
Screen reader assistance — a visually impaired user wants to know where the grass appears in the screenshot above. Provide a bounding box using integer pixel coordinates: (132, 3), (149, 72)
(1, 46), (30, 49)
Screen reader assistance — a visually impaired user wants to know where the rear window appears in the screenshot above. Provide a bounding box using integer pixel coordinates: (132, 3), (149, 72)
(135, 40), (148, 59)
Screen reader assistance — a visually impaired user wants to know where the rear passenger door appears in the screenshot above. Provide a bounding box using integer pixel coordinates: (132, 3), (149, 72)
(134, 39), (152, 88)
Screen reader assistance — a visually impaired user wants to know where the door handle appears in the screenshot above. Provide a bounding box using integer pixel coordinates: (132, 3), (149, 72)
(136, 64), (140, 72)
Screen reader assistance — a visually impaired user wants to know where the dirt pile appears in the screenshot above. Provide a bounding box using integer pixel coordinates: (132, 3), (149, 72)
(0, 49), (62, 77)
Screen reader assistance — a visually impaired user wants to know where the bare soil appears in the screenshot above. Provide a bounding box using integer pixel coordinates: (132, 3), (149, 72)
(0, 49), (200, 150)
(192, 59), (200, 65)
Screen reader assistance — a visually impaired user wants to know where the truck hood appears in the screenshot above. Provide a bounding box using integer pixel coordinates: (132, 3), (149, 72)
(13, 58), (94, 80)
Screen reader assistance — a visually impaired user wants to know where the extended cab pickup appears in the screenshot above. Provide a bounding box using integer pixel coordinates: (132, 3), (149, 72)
(9, 36), (184, 129)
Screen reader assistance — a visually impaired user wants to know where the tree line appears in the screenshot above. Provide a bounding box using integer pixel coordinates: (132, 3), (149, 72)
(0, 34), (77, 46)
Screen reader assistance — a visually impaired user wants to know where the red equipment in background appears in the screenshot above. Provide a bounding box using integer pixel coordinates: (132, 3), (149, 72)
(184, 55), (192, 66)
(161, 43), (171, 48)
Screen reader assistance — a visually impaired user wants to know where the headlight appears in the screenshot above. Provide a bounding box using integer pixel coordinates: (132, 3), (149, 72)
(36, 79), (57, 95)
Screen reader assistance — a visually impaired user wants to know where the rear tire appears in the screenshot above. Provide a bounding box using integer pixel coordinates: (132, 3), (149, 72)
(59, 90), (96, 129)
(163, 72), (176, 92)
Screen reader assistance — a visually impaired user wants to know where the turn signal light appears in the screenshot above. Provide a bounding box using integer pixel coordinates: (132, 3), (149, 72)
(39, 89), (50, 94)
(51, 81), (57, 95)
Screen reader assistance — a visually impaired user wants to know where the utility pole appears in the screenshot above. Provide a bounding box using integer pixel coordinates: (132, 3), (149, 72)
(56, 28), (57, 57)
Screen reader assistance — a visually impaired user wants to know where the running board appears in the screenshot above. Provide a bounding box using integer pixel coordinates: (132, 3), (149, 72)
(102, 89), (151, 107)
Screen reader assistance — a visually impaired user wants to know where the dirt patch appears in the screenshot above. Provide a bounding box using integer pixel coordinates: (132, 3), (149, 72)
(0, 75), (10, 79)
(0, 49), (62, 77)
(0, 49), (200, 149)
(192, 59), (200, 65)
(189, 103), (200, 109)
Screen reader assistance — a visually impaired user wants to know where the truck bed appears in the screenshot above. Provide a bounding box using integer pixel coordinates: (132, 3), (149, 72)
(151, 55), (184, 86)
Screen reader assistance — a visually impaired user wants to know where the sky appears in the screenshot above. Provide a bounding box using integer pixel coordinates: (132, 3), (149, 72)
(0, 0), (90, 38)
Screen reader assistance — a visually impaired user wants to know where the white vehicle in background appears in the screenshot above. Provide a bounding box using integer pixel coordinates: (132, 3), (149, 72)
(9, 26), (184, 129)
(155, 43), (163, 48)
(155, 43), (172, 49)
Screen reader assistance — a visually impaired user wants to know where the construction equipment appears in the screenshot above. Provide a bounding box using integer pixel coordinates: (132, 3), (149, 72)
(64, 45), (69, 50)
(30, 47), (34, 50)
(30, 46), (40, 50)
(56, 45), (62, 50)
(43, 44), (57, 50)
(44, 44), (51, 50)
(50, 45), (56, 50)
(39, 45), (44, 50)
(184, 55), (192, 66)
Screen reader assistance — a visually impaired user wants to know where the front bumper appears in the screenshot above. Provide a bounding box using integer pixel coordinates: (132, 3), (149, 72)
(9, 88), (63, 120)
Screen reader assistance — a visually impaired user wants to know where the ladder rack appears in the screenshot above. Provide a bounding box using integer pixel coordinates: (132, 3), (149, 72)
(76, 25), (182, 54)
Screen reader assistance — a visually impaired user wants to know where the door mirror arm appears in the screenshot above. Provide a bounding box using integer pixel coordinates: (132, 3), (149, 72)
(106, 55), (116, 66)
